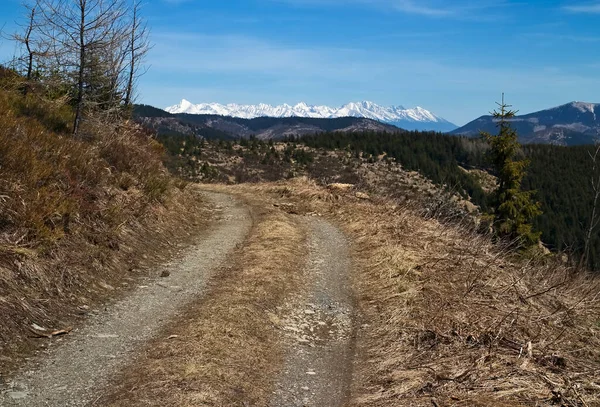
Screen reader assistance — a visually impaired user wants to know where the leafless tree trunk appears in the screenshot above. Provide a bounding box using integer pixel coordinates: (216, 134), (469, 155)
(580, 144), (600, 269)
(6, 2), (49, 94)
(23, 6), (36, 84)
(74, 1), (86, 135)
(124, 0), (150, 108)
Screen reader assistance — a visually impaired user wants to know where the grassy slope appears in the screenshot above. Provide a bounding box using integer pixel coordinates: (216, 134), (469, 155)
(142, 124), (600, 404)
(0, 87), (209, 375)
(160, 133), (600, 270)
(249, 179), (600, 406)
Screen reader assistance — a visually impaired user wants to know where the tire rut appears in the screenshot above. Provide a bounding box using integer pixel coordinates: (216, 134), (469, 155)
(272, 217), (355, 407)
(0, 191), (252, 407)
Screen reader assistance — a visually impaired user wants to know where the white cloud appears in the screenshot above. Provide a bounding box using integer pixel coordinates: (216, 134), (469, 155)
(524, 32), (600, 43)
(148, 32), (599, 90)
(149, 33), (382, 80)
(387, 0), (453, 17)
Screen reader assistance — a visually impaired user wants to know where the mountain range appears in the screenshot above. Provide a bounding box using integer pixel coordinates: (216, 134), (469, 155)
(451, 102), (600, 146)
(138, 100), (600, 146)
(134, 104), (401, 140)
(165, 100), (458, 132)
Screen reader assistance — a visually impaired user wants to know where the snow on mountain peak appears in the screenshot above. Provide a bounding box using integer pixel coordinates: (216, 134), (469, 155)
(572, 101), (598, 114)
(176, 99), (193, 110)
(164, 100), (454, 128)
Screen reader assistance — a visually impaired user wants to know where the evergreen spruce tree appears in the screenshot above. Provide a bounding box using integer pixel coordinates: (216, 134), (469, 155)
(481, 95), (542, 246)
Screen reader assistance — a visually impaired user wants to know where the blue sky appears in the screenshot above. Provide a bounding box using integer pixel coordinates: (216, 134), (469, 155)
(1, 0), (599, 125)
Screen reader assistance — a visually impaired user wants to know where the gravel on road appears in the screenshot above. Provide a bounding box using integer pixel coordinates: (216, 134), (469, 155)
(271, 216), (355, 407)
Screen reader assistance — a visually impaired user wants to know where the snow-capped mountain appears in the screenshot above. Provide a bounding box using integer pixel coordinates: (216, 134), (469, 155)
(164, 100), (457, 132)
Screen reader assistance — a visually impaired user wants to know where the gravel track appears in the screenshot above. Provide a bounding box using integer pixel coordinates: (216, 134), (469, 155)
(272, 217), (355, 407)
(0, 191), (251, 407)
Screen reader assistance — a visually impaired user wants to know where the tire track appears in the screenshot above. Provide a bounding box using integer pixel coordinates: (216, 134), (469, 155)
(272, 217), (355, 407)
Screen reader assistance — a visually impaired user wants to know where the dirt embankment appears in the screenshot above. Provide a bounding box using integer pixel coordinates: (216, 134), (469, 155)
(0, 87), (213, 378)
(1, 191), (251, 406)
(0, 186), (211, 377)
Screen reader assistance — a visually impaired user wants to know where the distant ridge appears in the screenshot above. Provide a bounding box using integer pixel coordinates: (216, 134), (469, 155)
(164, 100), (457, 132)
(134, 104), (402, 140)
(451, 101), (600, 146)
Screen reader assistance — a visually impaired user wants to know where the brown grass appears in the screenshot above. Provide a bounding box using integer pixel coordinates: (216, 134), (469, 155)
(222, 178), (600, 407)
(0, 87), (209, 375)
(97, 195), (308, 406)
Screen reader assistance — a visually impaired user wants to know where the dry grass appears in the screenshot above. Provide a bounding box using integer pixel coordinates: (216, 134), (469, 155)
(0, 87), (172, 251)
(0, 87), (209, 375)
(226, 178), (600, 407)
(97, 196), (308, 406)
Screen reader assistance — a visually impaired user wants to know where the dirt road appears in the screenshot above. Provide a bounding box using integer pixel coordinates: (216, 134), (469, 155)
(0, 191), (251, 407)
(272, 217), (355, 407)
(0, 191), (357, 407)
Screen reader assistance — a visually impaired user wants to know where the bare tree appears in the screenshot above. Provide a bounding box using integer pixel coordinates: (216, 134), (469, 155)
(19, 4), (37, 84)
(35, 0), (129, 135)
(8, 0), (150, 131)
(124, 0), (150, 108)
(580, 143), (600, 269)
(6, 2), (50, 93)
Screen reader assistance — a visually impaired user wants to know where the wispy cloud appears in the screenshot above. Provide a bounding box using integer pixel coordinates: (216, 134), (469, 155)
(269, 0), (515, 19)
(390, 0), (453, 17)
(146, 32), (599, 99)
(563, 2), (600, 13)
(149, 33), (372, 79)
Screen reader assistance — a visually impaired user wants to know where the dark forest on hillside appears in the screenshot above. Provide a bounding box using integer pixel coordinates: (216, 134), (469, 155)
(299, 131), (600, 270)
(299, 131), (489, 208)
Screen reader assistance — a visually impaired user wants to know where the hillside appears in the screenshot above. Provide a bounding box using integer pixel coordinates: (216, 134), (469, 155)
(0, 77), (209, 376)
(451, 102), (600, 145)
(297, 131), (600, 269)
(134, 104), (401, 140)
(3, 91), (600, 407)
